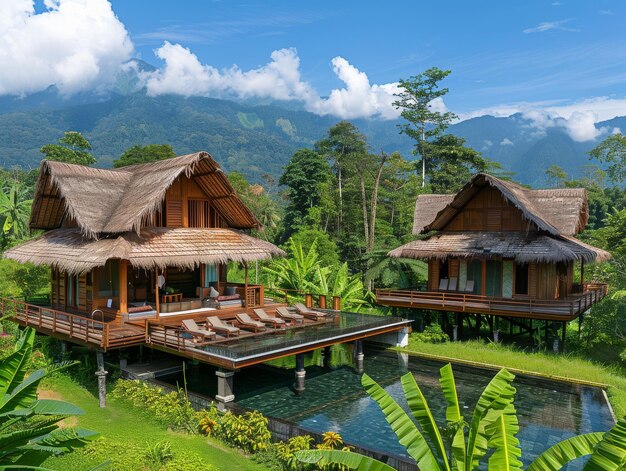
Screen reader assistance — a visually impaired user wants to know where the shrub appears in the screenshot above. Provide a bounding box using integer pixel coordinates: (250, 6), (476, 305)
(145, 440), (174, 470)
(112, 380), (198, 433)
(275, 435), (314, 470)
(410, 323), (449, 343)
(216, 409), (272, 453)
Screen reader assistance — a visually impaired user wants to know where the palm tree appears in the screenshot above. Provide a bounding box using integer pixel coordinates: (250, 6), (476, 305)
(0, 179), (32, 241)
(296, 364), (626, 470)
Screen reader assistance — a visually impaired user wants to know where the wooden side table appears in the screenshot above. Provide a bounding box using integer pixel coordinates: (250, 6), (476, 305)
(162, 293), (183, 304)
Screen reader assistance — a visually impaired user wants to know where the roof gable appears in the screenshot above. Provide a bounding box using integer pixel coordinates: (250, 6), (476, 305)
(413, 174), (588, 236)
(29, 152), (259, 238)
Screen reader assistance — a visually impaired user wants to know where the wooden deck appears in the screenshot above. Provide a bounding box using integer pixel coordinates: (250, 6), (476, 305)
(375, 283), (609, 321)
(1, 298), (146, 350)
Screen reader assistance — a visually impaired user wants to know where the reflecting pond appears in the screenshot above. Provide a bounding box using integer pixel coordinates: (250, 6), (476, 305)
(162, 346), (614, 469)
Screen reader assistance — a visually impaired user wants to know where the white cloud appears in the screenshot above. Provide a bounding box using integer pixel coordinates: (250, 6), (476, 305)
(519, 109), (605, 142)
(142, 44), (404, 119)
(523, 19), (579, 34)
(500, 138), (514, 146)
(0, 0), (133, 96)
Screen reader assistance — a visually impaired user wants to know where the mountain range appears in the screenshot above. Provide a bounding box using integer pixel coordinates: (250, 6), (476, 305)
(0, 83), (620, 187)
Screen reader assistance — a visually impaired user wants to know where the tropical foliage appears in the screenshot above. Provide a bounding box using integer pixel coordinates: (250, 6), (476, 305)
(0, 179), (32, 242)
(0, 327), (99, 469)
(39, 131), (96, 166)
(297, 364), (626, 470)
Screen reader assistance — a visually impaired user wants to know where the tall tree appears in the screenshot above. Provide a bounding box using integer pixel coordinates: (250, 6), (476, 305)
(425, 134), (489, 193)
(393, 67), (457, 188)
(279, 149), (335, 237)
(588, 133), (626, 183)
(316, 122), (368, 231)
(113, 144), (177, 168)
(40, 131), (96, 166)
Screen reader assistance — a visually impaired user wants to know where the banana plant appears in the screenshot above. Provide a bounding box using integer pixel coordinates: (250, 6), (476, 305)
(296, 363), (626, 470)
(295, 449), (396, 471)
(0, 327), (99, 469)
(297, 363), (522, 470)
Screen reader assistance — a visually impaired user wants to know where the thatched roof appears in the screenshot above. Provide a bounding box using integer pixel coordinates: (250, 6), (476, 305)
(29, 152), (259, 238)
(413, 174), (588, 236)
(389, 232), (611, 264)
(4, 227), (286, 274)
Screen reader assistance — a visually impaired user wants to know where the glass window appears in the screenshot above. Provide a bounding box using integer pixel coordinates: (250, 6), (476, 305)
(98, 260), (120, 298)
(515, 263), (529, 295)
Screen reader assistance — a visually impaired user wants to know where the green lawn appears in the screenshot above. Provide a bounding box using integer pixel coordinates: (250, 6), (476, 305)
(398, 339), (626, 417)
(41, 375), (264, 471)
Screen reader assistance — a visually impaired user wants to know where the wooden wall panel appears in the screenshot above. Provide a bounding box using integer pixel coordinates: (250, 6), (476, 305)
(428, 259), (439, 291)
(443, 187), (538, 232)
(51, 270), (58, 307)
(58, 274), (66, 307)
(78, 274), (87, 311)
(448, 259), (460, 278)
(166, 199), (183, 227)
(528, 263), (537, 298)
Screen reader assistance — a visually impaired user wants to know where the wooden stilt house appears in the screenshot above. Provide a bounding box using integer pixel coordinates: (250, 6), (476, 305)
(3, 152), (284, 347)
(376, 173), (610, 323)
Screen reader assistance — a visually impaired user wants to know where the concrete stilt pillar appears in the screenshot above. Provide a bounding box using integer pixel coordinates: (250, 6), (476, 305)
(354, 340), (364, 374)
(215, 369), (235, 412)
(452, 325), (458, 341)
(295, 354), (306, 396)
(323, 346), (332, 369)
(95, 351), (108, 408)
(494, 329), (499, 343)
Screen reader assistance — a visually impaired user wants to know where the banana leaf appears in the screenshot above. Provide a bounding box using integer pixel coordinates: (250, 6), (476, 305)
(465, 368), (516, 471)
(527, 433), (604, 470)
(583, 416), (626, 470)
(401, 372), (450, 470)
(439, 363), (467, 468)
(361, 373), (442, 470)
(485, 403), (522, 470)
(295, 449), (396, 471)
(0, 329), (35, 399)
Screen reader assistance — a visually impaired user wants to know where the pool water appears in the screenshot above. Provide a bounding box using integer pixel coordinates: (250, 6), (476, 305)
(162, 347), (614, 469)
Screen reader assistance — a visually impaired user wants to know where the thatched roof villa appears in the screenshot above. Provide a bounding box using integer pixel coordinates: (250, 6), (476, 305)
(377, 173), (611, 348)
(3, 152), (286, 345)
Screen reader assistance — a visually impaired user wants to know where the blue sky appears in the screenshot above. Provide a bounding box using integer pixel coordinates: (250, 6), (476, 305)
(109, 0), (626, 117)
(2, 0), (625, 129)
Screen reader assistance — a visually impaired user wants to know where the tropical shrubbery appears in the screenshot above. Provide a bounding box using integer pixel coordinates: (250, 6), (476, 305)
(114, 378), (349, 470)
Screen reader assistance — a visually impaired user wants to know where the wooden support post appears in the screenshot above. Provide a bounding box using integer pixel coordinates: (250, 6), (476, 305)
(580, 260), (585, 286)
(305, 293), (313, 308)
(475, 314), (482, 336)
(318, 295), (327, 309)
(332, 296), (341, 311)
(244, 263), (249, 307)
(119, 260), (128, 316)
(155, 269), (161, 320)
(561, 321), (566, 353)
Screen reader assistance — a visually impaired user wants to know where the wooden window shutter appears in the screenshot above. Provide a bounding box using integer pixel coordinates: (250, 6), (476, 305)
(166, 199), (183, 227)
(428, 260), (440, 291)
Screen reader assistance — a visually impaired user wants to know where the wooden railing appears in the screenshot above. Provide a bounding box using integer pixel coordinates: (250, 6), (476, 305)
(0, 298), (112, 348)
(376, 282), (608, 319)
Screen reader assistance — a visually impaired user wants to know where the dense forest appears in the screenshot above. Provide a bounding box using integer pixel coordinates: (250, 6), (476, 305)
(2, 71), (626, 371)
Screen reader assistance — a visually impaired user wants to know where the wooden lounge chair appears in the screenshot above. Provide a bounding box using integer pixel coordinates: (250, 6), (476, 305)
(181, 319), (216, 345)
(235, 312), (266, 332)
(206, 316), (240, 337)
(293, 303), (326, 320)
(253, 308), (286, 328)
(275, 306), (304, 324)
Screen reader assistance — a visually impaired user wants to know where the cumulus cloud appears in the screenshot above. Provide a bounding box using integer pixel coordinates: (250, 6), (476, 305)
(142, 44), (403, 119)
(500, 138), (514, 146)
(0, 0), (133, 96)
(520, 109), (606, 142)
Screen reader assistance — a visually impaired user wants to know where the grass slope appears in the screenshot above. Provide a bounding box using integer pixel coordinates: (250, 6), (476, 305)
(41, 374), (264, 471)
(399, 339), (626, 417)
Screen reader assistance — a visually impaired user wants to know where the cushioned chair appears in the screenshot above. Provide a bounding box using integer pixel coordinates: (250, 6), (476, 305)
(293, 303), (326, 320)
(206, 316), (240, 337)
(181, 319), (216, 345)
(235, 312), (266, 332)
(275, 306), (304, 324)
(253, 308), (286, 328)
